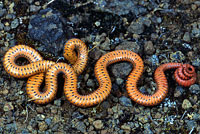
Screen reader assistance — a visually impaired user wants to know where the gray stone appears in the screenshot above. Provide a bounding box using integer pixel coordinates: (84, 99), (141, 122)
(93, 120), (104, 129)
(189, 84), (200, 94)
(38, 121), (48, 131)
(100, 37), (111, 50)
(182, 99), (192, 109)
(0, 9), (6, 17)
(5, 13), (15, 19)
(185, 120), (197, 131)
(54, 99), (61, 106)
(87, 79), (95, 87)
(111, 62), (132, 77)
(75, 121), (86, 133)
(192, 58), (200, 67)
(30, 5), (41, 12)
(144, 41), (155, 55)
(183, 32), (191, 42)
(115, 78), (124, 85)
(94, 0), (141, 16)
(127, 21), (144, 34)
(28, 8), (65, 55)
(170, 51), (185, 61)
(72, 112), (84, 119)
(115, 41), (141, 53)
(45, 118), (52, 126)
(11, 19), (19, 29)
(0, 22), (4, 30)
(148, 55), (159, 66)
(119, 96), (133, 107)
(52, 123), (59, 131)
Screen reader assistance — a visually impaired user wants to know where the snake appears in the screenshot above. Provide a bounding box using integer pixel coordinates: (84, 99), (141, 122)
(3, 38), (197, 107)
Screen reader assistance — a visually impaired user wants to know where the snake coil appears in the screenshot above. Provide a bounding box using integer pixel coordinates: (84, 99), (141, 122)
(3, 39), (197, 107)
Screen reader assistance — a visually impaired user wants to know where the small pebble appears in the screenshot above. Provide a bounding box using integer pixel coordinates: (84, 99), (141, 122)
(93, 120), (104, 129)
(87, 79), (95, 87)
(170, 51), (185, 61)
(148, 55), (159, 66)
(115, 78), (124, 85)
(100, 37), (111, 50)
(127, 21), (144, 34)
(144, 41), (155, 55)
(45, 118), (52, 126)
(3, 102), (14, 111)
(36, 107), (44, 113)
(11, 19), (19, 29)
(75, 121), (86, 133)
(182, 99), (192, 109)
(183, 32), (191, 42)
(189, 84), (200, 94)
(54, 99), (61, 106)
(121, 124), (131, 131)
(95, 21), (100, 27)
(29, 5), (41, 12)
(38, 121), (48, 131)
(119, 96), (133, 107)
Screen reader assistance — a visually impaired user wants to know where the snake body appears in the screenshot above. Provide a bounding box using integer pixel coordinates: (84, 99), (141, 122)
(3, 39), (197, 107)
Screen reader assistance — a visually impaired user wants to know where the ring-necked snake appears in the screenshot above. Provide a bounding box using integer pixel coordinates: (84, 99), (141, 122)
(3, 38), (197, 107)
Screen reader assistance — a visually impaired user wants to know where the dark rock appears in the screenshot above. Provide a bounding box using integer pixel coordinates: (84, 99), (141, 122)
(100, 37), (111, 50)
(185, 120), (197, 131)
(86, 79), (95, 87)
(119, 96), (133, 107)
(189, 84), (200, 94)
(74, 121), (86, 133)
(94, 0), (142, 16)
(28, 8), (65, 55)
(101, 101), (110, 109)
(148, 55), (159, 66)
(52, 123), (59, 131)
(93, 120), (104, 129)
(45, 118), (52, 126)
(0, 127), (3, 133)
(127, 21), (144, 35)
(36, 107), (44, 113)
(21, 129), (29, 134)
(72, 112), (84, 119)
(0, 9), (6, 17)
(144, 41), (155, 55)
(111, 62), (132, 78)
(5, 123), (16, 132)
(174, 86), (184, 97)
(89, 48), (103, 60)
(29, 5), (41, 12)
(0, 2), (3, 9)
(115, 78), (124, 85)
(192, 58), (200, 67)
(183, 32), (191, 42)
(38, 121), (48, 131)
(11, 19), (19, 29)
(0, 22), (4, 30)
(5, 13), (16, 19)
(193, 113), (200, 121)
(54, 99), (61, 106)
(115, 41), (141, 53)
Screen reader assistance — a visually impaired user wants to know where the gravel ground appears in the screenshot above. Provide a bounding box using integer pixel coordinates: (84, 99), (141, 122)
(0, 0), (200, 133)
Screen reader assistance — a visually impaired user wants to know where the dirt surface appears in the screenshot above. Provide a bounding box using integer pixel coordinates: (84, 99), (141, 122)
(0, 0), (200, 133)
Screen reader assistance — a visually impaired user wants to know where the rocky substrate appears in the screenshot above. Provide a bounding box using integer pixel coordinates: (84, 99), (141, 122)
(0, 0), (200, 133)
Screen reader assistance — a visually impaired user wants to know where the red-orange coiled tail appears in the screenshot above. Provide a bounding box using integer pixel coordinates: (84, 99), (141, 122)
(3, 39), (197, 107)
